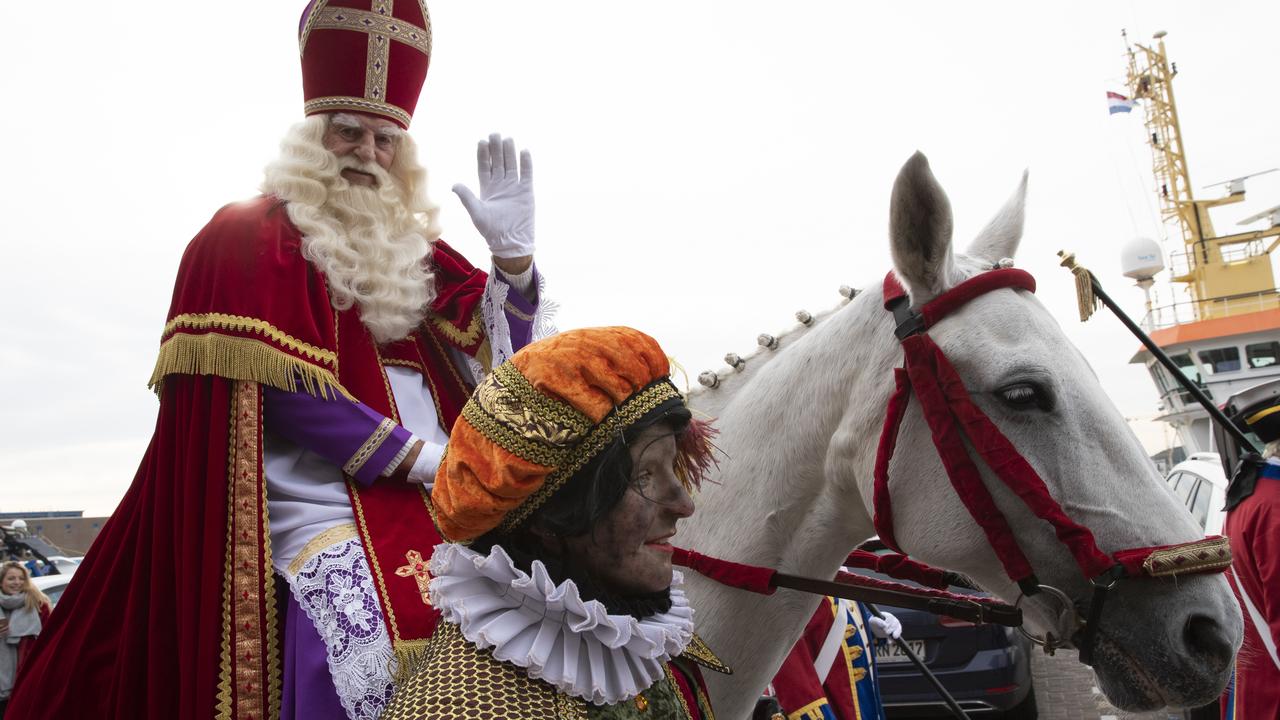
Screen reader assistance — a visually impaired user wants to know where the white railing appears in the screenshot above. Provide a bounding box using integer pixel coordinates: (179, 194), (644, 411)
(1168, 240), (1267, 279)
(1141, 289), (1280, 330)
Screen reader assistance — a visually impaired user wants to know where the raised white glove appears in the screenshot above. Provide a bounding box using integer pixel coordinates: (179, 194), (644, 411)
(869, 612), (902, 640)
(452, 133), (535, 259)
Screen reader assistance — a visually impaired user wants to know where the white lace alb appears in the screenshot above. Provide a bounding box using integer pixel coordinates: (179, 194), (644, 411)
(531, 269), (559, 341)
(288, 536), (395, 720)
(465, 269), (558, 383)
(428, 543), (695, 706)
(467, 273), (514, 383)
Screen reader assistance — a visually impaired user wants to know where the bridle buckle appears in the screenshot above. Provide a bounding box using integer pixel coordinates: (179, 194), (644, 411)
(888, 296), (927, 340)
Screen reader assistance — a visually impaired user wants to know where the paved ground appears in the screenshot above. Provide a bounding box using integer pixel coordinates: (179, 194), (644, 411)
(1032, 650), (1184, 720)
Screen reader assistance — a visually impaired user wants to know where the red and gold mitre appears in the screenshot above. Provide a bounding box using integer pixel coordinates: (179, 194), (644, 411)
(299, 0), (433, 129)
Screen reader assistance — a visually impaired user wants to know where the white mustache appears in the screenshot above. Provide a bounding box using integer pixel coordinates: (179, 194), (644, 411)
(338, 158), (390, 181)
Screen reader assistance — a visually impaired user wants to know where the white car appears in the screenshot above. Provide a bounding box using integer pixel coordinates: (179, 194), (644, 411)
(1164, 452), (1228, 537)
(32, 569), (75, 608)
(44, 555), (83, 574)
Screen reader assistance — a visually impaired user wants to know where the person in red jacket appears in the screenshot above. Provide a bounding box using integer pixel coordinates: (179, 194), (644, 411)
(770, 596), (900, 720)
(0, 561), (52, 713)
(1221, 392), (1280, 718)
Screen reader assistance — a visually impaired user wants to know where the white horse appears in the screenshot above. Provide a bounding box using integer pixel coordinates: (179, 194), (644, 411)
(679, 153), (1242, 719)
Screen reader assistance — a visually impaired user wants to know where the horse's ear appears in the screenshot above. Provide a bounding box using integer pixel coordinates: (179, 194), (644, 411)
(967, 170), (1028, 264)
(890, 151), (956, 301)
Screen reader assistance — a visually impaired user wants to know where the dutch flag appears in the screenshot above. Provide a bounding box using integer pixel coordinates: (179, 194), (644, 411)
(1107, 91), (1137, 115)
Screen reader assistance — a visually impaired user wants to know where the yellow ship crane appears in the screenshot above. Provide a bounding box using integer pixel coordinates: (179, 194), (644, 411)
(1124, 30), (1280, 321)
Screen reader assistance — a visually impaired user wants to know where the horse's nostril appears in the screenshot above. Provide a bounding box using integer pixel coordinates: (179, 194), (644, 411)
(1183, 614), (1234, 672)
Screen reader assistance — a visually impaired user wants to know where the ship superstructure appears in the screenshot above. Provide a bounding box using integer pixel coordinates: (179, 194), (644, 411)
(1120, 31), (1280, 453)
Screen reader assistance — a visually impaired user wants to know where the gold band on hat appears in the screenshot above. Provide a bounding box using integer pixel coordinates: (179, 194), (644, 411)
(1246, 403), (1280, 426)
(496, 378), (685, 532)
(303, 97), (412, 128)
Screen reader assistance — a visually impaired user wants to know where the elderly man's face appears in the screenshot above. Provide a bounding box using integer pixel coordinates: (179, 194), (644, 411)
(322, 113), (399, 187)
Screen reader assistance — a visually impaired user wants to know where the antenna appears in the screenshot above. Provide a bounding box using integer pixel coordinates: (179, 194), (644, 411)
(1238, 204), (1280, 229)
(1203, 168), (1279, 196)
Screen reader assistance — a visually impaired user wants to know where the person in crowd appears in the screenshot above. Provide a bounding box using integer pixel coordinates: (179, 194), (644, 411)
(8, 2), (553, 718)
(1220, 393), (1280, 718)
(20, 556), (46, 579)
(382, 327), (727, 719)
(0, 561), (52, 714)
(769, 597), (900, 720)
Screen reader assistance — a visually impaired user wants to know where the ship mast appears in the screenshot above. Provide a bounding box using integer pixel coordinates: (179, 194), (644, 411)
(1123, 30), (1280, 322)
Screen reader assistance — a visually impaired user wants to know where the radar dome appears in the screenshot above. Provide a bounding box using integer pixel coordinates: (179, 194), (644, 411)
(1120, 237), (1165, 280)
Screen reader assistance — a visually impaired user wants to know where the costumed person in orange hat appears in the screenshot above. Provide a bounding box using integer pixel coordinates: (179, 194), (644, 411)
(1220, 388), (1280, 719)
(379, 327), (727, 719)
(8, 2), (554, 719)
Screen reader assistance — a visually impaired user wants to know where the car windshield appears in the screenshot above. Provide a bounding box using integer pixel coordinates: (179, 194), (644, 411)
(1190, 481), (1211, 529)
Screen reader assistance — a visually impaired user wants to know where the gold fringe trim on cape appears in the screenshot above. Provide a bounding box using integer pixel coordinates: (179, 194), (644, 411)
(163, 313), (338, 365)
(149, 332), (355, 401)
(391, 639), (434, 685)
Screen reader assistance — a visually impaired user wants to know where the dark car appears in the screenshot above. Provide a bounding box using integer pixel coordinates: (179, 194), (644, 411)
(852, 544), (1037, 718)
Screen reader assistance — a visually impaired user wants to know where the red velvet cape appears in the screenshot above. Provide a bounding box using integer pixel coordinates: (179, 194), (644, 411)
(10, 197), (489, 719)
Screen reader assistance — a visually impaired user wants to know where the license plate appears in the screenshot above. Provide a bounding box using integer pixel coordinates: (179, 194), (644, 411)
(875, 639), (926, 663)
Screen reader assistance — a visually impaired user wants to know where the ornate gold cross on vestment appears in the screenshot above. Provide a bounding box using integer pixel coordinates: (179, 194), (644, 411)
(395, 550), (433, 606)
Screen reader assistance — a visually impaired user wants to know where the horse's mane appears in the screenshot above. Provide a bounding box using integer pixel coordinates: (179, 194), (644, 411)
(687, 285), (860, 407)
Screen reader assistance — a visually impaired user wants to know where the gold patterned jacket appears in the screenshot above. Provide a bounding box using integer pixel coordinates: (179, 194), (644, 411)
(382, 621), (730, 719)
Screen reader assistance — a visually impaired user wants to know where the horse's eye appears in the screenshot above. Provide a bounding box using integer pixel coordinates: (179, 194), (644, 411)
(998, 382), (1052, 411)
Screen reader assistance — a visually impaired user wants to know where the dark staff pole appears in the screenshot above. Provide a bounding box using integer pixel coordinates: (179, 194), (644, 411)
(864, 602), (970, 720)
(1058, 252), (1260, 456)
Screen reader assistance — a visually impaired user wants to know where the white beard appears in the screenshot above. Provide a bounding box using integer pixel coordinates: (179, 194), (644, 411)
(262, 118), (438, 344)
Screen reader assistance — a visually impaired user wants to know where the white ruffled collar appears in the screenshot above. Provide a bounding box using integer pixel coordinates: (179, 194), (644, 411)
(427, 542), (695, 705)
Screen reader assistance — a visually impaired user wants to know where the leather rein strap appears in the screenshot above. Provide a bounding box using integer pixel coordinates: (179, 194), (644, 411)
(671, 547), (1023, 627)
(872, 267), (1231, 661)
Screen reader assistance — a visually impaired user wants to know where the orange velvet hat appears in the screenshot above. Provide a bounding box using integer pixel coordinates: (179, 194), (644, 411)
(431, 327), (694, 542)
(298, 0), (433, 128)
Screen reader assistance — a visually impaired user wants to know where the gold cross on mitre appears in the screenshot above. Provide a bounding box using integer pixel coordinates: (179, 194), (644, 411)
(394, 550), (433, 606)
(299, 0), (433, 126)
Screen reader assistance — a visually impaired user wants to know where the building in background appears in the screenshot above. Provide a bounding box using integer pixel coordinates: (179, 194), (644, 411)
(1, 511), (108, 558)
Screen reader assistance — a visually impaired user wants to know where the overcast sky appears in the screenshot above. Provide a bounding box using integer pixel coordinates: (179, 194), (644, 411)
(2, 2), (1277, 516)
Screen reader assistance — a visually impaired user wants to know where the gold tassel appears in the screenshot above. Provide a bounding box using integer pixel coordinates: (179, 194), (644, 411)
(148, 333), (355, 400)
(391, 639), (433, 685)
(1057, 250), (1099, 322)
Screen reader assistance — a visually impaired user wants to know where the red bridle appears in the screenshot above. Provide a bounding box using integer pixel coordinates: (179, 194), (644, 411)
(872, 267), (1231, 659)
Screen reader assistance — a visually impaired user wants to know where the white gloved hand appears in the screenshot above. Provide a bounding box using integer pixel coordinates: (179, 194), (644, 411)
(869, 612), (902, 640)
(406, 442), (445, 487)
(452, 133), (535, 259)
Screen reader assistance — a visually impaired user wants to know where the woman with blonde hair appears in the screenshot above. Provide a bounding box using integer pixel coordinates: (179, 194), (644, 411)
(1, 561), (52, 712)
